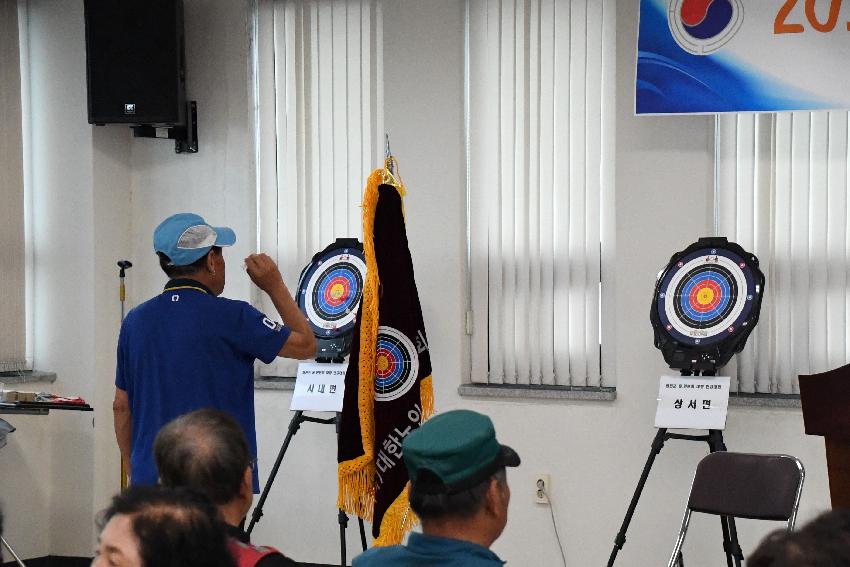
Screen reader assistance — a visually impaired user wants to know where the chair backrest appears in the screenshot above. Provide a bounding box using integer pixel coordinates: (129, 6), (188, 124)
(687, 452), (804, 522)
(0, 418), (14, 450)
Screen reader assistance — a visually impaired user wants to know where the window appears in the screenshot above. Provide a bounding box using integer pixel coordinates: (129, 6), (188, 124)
(717, 112), (850, 396)
(0, 0), (30, 372)
(254, 0), (384, 376)
(466, 0), (615, 390)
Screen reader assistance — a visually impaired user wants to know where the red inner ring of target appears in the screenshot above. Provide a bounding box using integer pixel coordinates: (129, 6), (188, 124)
(376, 347), (398, 378)
(322, 276), (351, 307)
(688, 279), (722, 314)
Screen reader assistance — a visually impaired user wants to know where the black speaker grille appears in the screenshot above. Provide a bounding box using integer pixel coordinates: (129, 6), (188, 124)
(85, 0), (185, 125)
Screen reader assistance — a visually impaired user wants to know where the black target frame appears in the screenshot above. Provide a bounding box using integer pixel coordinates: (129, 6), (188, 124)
(296, 238), (366, 362)
(650, 236), (765, 373)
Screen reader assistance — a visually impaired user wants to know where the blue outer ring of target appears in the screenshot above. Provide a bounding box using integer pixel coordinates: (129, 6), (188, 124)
(315, 267), (361, 316)
(656, 247), (756, 346)
(679, 270), (732, 322)
(374, 339), (408, 390)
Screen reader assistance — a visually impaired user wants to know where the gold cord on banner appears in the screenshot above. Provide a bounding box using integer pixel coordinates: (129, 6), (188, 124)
(381, 156), (405, 194)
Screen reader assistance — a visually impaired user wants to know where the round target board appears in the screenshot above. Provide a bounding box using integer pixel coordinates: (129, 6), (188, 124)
(297, 244), (367, 338)
(374, 326), (419, 402)
(656, 246), (757, 346)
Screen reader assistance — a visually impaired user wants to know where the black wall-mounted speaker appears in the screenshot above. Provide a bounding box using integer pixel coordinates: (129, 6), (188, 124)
(84, 0), (186, 125)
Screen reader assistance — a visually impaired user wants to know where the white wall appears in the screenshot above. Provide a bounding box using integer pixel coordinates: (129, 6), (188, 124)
(11, 0), (833, 564)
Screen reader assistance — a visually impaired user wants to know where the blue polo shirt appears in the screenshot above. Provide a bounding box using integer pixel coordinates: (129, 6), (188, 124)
(116, 279), (290, 491)
(352, 533), (506, 566)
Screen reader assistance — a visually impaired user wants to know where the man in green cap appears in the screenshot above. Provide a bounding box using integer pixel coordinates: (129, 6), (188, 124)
(353, 409), (520, 566)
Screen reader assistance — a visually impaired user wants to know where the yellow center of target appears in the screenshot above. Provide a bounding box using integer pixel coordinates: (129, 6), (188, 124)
(330, 283), (346, 300)
(697, 287), (714, 305)
(377, 355), (389, 373)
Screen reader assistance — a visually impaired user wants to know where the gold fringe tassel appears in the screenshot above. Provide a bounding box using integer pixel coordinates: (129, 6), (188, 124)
(337, 168), (384, 520)
(419, 375), (435, 421)
(373, 484), (419, 547)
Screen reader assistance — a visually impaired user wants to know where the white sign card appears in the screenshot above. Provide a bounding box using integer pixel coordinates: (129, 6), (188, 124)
(290, 362), (347, 412)
(654, 375), (731, 430)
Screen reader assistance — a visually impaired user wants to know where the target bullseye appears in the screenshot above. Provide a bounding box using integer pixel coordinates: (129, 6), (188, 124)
(690, 281), (720, 311)
(324, 278), (350, 307)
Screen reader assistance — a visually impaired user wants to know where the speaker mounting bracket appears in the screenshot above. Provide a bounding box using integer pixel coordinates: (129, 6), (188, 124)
(131, 100), (198, 154)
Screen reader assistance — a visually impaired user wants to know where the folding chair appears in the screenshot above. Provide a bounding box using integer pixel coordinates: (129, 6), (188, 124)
(667, 452), (805, 567)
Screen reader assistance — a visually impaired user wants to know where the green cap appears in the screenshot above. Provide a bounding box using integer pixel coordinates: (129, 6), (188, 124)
(403, 410), (520, 494)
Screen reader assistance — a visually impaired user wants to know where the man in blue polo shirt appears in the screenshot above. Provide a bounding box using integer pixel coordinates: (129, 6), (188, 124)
(113, 212), (316, 490)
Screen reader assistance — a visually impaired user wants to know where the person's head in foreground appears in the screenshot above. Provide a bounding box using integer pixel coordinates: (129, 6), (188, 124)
(154, 408), (254, 527)
(748, 509), (850, 567)
(93, 485), (236, 567)
(353, 409), (520, 566)
(153, 212), (236, 296)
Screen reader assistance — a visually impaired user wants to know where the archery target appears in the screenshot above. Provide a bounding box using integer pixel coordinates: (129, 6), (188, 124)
(657, 247), (758, 346)
(299, 249), (366, 338)
(374, 326), (419, 402)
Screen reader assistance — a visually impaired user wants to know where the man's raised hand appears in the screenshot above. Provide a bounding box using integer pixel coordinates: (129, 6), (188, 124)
(244, 253), (285, 294)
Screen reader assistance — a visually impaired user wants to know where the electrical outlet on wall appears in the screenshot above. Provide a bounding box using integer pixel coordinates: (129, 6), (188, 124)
(534, 474), (550, 505)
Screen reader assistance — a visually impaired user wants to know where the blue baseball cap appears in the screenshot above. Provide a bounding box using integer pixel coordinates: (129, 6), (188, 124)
(153, 213), (236, 266)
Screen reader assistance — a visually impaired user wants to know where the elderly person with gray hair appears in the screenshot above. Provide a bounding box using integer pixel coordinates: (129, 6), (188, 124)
(154, 409), (296, 567)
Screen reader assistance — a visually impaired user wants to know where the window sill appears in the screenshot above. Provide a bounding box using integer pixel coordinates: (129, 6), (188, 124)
(0, 370), (57, 385)
(254, 376), (295, 391)
(458, 383), (617, 401)
(728, 392), (800, 409)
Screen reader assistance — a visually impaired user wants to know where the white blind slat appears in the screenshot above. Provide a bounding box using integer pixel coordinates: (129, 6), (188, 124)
(809, 114), (830, 371)
(538, 0), (556, 386)
(584, 0), (603, 387)
(527, 0), (541, 385)
(468, 0), (492, 383)
(825, 113), (847, 371)
(551, 0), (571, 385)
(513, 0), (530, 386)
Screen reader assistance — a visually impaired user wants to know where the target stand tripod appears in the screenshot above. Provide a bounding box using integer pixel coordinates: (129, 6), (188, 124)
(607, 375), (743, 567)
(246, 391), (368, 567)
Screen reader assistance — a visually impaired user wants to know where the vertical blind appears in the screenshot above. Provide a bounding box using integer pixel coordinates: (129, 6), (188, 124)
(0, 0), (27, 372)
(467, 0), (614, 387)
(717, 112), (850, 395)
(255, 0), (383, 376)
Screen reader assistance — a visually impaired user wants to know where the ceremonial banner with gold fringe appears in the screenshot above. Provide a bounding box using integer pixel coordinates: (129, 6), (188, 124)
(337, 162), (434, 545)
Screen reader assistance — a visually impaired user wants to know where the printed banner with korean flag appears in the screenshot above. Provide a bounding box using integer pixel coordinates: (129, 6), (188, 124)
(337, 161), (434, 545)
(637, 0), (850, 114)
